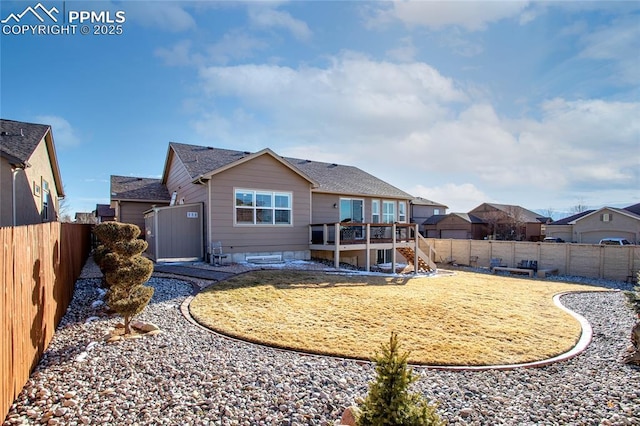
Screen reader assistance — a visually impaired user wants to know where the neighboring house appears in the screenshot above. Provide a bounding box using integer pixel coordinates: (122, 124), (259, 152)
(468, 203), (550, 241)
(110, 175), (171, 236)
(410, 197), (448, 236)
(0, 118), (64, 227)
(95, 203), (116, 223)
(74, 212), (96, 224)
(567, 206), (640, 244)
(543, 210), (594, 242)
(423, 213), (487, 240)
(155, 142), (435, 270)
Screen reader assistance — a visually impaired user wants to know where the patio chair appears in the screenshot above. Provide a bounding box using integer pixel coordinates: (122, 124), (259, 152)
(210, 241), (229, 266)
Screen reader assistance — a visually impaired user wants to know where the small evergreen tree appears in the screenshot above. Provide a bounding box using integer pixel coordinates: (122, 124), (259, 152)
(624, 271), (640, 365)
(357, 332), (445, 426)
(94, 222), (154, 335)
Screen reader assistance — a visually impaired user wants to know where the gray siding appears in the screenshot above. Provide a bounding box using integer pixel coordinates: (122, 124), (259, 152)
(146, 203), (204, 261)
(119, 201), (167, 238)
(208, 154), (312, 254)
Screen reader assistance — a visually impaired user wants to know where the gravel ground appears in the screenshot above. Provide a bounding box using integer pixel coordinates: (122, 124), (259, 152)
(3, 261), (640, 425)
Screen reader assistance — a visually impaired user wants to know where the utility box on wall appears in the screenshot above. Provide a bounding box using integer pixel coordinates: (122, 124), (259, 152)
(144, 202), (204, 262)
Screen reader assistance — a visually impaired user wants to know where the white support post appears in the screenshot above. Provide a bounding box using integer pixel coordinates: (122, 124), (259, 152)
(334, 223), (340, 269)
(365, 223), (371, 272)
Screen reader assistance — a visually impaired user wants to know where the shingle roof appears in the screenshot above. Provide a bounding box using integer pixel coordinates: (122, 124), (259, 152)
(168, 142), (414, 199)
(422, 214), (448, 225)
(475, 203), (546, 223)
(110, 175), (171, 202)
(547, 210), (595, 225)
(0, 118), (50, 166)
(411, 197), (448, 208)
(423, 213), (485, 225)
(625, 203), (640, 216)
(96, 204), (115, 217)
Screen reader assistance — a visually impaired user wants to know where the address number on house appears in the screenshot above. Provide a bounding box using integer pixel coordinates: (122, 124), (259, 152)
(187, 212), (198, 219)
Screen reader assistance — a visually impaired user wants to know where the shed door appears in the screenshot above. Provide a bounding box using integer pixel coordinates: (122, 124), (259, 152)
(157, 204), (204, 261)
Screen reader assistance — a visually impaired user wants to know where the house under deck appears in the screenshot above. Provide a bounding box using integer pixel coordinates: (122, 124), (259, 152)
(309, 222), (438, 273)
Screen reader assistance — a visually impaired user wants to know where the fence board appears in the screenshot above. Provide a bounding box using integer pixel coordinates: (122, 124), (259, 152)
(427, 238), (639, 281)
(1, 222), (90, 421)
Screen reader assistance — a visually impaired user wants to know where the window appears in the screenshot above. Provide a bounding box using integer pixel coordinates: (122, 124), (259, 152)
(235, 189), (292, 225)
(398, 201), (407, 223)
(601, 213), (612, 222)
(382, 201), (395, 223)
(42, 179), (49, 221)
(372, 200), (380, 223)
(433, 208), (440, 215)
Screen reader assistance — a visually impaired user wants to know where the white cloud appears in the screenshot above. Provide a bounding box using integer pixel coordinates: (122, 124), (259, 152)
(410, 183), (491, 212)
(367, 1), (531, 31)
(35, 115), (81, 148)
(154, 40), (202, 67)
(191, 54), (638, 212)
(578, 15), (640, 86)
(125, 3), (196, 32)
(386, 37), (417, 62)
(155, 33), (268, 67)
(248, 5), (312, 40)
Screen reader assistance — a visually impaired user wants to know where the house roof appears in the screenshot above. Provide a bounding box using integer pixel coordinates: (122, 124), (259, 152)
(424, 213), (485, 225)
(110, 175), (171, 202)
(624, 202), (640, 216)
(0, 118), (65, 196)
(165, 142), (414, 199)
(410, 197), (448, 208)
(422, 214), (448, 225)
(546, 210), (595, 225)
(96, 203), (115, 217)
(471, 202), (546, 223)
(568, 206), (640, 224)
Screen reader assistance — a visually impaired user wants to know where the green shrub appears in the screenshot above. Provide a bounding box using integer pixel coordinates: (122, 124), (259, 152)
(94, 222), (154, 334)
(357, 332), (445, 426)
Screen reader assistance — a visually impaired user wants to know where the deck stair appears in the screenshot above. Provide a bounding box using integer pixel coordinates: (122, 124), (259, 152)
(396, 244), (437, 273)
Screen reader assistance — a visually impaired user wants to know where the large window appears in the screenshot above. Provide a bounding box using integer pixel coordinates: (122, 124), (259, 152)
(382, 200), (396, 223)
(235, 189), (292, 225)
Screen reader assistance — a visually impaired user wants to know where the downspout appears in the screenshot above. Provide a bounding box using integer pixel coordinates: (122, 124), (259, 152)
(207, 179), (212, 263)
(11, 166), (23, 226)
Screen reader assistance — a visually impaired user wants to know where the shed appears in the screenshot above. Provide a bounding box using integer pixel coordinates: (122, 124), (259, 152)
(144, 203), (204, 262)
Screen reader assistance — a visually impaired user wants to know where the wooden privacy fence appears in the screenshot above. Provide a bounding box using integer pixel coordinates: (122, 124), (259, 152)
(1, 222), (91, 421)
(428, 238), (640, 282)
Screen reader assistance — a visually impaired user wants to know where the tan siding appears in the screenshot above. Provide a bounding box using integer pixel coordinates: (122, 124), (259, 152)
(165, 154), (206, 205)
(209, 155), (312, 254)
(574, 209), (640, 244)
(1, 138), (61, 226)
(24, 140), (60, 222)
(312, 193), (340, 223)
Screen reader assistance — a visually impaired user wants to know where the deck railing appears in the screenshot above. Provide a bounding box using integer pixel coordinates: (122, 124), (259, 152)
(309, 222), (436, 271)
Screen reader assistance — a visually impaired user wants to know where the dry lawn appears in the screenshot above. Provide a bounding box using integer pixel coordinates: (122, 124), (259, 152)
(189, 270), (607, 366)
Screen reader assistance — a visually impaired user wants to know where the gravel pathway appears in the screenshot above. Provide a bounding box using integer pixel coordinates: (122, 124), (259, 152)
(3, 263), (640, 425)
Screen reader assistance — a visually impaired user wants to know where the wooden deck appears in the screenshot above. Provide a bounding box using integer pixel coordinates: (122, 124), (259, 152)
(308, 222), (437, 272)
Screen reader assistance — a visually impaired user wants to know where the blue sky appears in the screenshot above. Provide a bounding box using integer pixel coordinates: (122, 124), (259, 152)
(2, 0), (639, 218)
